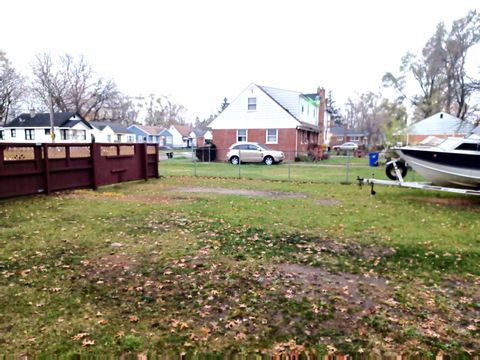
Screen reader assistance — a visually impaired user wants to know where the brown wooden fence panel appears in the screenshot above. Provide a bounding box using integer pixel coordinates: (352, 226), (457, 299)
(0, 143), (159, 199)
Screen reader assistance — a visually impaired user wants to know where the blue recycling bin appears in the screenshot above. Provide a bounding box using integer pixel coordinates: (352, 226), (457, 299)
(369, 152), (379, 167)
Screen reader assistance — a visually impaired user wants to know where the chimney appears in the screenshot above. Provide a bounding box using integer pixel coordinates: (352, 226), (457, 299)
(29, 108), (36, 118)
(317, 87), (326, 145)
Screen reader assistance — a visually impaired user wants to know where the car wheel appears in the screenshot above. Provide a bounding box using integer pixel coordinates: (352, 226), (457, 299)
(230, 156), (240, 165)
(386, 161), (408, 180)
(264, 156), (274, 165)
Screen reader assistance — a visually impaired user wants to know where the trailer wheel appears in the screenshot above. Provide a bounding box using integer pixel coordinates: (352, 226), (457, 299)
(386, 161), (408, 180)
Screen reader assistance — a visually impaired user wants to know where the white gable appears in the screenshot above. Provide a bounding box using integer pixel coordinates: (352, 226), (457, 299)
(209, 83), (300, 130)
(72, 122), (90, 130)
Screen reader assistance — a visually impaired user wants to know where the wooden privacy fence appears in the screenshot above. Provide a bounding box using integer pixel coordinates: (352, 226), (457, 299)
(0, 143), (159, 199)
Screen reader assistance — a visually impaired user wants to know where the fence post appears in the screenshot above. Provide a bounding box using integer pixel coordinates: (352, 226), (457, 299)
(43, 143), (50, 195)
(0, 145), (4, 171)
(192, 146), (197, 176)
(344, 152), (351, 184)
(91, 143), (99, 190)
(154, 145), (160, 178)
(288, 156), (291, 181)
(143, 143), (148, 180)
(238, 149), (241, 178)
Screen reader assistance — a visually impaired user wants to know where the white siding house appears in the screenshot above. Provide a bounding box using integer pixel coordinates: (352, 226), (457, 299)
(0, 112), (94, 143)
(90, 121), (135, 143)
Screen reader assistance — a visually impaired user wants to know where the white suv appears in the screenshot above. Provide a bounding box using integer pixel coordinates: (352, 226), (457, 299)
(226, 142), (284, 165)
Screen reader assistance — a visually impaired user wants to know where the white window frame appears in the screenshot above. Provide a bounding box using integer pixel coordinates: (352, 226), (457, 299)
(266, 129), (278, 144)
(60, 129), (69, 140)
(237, 129), (247, 142)
(25, 129), (35, 140)
(247, 97), (256, 111)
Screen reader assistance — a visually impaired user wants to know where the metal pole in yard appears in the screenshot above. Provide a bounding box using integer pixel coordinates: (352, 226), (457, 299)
(345, 151), (351, 184)
(238, 150), (241, 179)
(192, 146), (197, 176)
(288, 154), (291, 181)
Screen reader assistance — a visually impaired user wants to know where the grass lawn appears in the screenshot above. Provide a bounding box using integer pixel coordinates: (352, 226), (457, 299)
(0, 176), (478, 356)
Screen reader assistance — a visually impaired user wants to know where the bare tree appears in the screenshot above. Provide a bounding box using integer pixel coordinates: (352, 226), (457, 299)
(444, 10), (480, 118)
(343, 92), (407, 146)
(383, 10), (480, 121)
(30, 53), (117, 119)
(0, 51), (25, 124)
(140, 94), (187, 127)
(96, 92), (139, 125)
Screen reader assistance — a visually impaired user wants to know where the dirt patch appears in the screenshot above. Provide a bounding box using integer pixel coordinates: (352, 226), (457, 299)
(83, 253), (139, 282)
(315, 198), (341, 206)
(170, 187), (307, 199)
(274, 263), (389, 307)
(64, 190), (192, 204)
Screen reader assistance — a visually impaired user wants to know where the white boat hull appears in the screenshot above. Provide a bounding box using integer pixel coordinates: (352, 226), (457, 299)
(397, 149), (480, 189)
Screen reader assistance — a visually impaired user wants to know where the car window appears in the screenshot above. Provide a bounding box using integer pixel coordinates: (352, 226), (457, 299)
(233, 144), (249, 150)
(248, 145), (260, 151)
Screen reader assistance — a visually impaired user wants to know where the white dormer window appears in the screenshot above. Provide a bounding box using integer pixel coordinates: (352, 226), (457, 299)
(247, 97), (256, 111)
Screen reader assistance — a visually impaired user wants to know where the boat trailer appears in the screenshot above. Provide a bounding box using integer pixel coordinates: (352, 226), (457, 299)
(357, 160), (480, 196)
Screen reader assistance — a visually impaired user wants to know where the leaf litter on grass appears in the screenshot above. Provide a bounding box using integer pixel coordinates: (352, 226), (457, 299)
(1, 179), (479, 355)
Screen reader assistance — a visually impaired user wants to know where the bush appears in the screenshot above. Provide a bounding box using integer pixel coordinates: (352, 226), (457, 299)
(195, 143), (217, 162)
(295, 154), (311, 162)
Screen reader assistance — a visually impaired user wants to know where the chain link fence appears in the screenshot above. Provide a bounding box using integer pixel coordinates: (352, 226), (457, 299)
(157, 147), (419, 185)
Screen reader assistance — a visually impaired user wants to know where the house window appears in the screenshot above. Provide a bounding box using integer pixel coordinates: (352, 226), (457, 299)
(60, 129), (69, 140)
(25, 129), (35, 140)
(237, 129), (247, 142)
(128, 135), (134, 142)
(107, 135), (112, 142)
(0, 130), (4, 140)
(11, 129), (16, 138)
(336, 136), (343, 141)
(266, 129), (278, 144)
(117, 134), (122, 143)
(247, 97), (256, 111)
(45, 129), (51, 135)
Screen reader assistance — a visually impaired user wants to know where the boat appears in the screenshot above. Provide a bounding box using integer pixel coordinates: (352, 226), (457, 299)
(388, 131), (480, 189)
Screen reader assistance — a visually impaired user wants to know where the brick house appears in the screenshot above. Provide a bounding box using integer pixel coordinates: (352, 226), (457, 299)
(209, 83), (327, 160)
(396, 112), (474, 144)
(329, 126), (368, 148)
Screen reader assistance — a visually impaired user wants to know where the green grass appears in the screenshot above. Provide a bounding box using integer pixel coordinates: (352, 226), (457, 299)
(0, 176), (478, 356)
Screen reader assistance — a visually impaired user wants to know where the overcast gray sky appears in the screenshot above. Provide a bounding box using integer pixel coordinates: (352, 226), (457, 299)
(2, 0), (479, 121)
